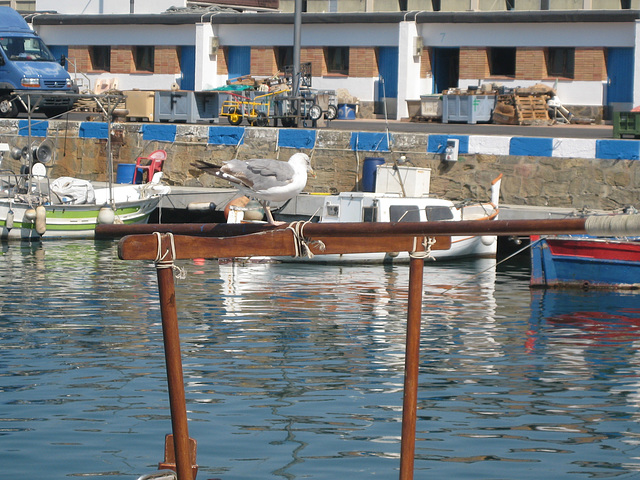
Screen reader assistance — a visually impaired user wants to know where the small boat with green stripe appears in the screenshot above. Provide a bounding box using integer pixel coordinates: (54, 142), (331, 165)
(0, 91), (171, 240)
(0, 170), (170, 240)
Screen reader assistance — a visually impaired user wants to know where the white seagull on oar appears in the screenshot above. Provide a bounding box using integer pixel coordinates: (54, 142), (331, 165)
(193, 152), (314, 224)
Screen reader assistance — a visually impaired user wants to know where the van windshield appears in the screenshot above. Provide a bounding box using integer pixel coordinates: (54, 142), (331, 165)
(0, 36), (56, 62)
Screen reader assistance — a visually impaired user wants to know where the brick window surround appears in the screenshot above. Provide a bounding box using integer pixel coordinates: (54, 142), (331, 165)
(67, 45), (180, 74)
(459, 46), (606, 81)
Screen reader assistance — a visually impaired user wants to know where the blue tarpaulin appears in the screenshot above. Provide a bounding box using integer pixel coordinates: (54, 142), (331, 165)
(18, 120), (48, 137)
(278, 129), (316, 149)
(350, 132), (390, 152)
(208, 126), (245, 146)
(79, 122), (108, 139)
(141, 124), (177, 143)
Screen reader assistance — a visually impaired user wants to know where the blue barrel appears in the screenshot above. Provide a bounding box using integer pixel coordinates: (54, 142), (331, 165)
(362, 157), (385, 192)
(116, 163), (137, 184)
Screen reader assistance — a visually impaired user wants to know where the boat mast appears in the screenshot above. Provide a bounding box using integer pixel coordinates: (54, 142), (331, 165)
(93, 94), (117, 209)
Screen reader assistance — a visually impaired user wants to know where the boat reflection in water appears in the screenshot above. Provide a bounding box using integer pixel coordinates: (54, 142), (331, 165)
(184, 258), (499, 477)
(3, 241), (640, 479)
(528, 287), (640, 354)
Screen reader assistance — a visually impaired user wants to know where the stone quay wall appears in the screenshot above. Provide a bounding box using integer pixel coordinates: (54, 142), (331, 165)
(0, 118), (639, 212)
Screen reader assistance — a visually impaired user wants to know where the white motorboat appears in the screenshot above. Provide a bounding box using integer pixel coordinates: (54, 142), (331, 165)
(228, 165), (502, 264)
(0, 92), (171, 240)
(0, 170), (170, 240)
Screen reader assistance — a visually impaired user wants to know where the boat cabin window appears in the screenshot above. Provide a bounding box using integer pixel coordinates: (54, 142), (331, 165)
(390, 205), (421, 222)
(425, 206), (454, 221)
(363, 206), (377, 222)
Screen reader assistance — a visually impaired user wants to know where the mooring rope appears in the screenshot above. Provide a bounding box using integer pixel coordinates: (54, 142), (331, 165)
(153, 232), (187, 279)
(439, 238), (542, 295)
(286, 220), (326, 258)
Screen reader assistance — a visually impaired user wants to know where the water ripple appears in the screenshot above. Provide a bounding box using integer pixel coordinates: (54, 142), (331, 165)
(1, 243), (640, 478)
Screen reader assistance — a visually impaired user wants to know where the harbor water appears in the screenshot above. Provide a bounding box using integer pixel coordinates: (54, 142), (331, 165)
(1, 240), (640, 479)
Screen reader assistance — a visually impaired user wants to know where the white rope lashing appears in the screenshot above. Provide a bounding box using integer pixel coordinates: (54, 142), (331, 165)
(585, 214), (640, 238)
(286, 220), (326, 258)
(409, 236), (436, 260)
(153, 232), (187, 279)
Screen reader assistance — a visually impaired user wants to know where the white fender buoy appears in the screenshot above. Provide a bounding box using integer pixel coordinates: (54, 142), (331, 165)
(24, 208), (37, 222)
(243, 200), (264, 221)
(6, 209), (14, 230)
(481, 235), (495, 246)
(97, 207), (116, 225)
(35, 205), (46, 235)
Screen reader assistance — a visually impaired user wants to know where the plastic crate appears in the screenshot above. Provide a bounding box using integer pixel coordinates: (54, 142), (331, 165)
(442, 94), (496, 124)
(420, 95), (442, 118)
(613, 111), (640, 138)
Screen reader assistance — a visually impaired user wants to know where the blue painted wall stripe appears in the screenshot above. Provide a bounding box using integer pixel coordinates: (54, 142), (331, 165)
(208, 126), (245, 146)
(141, 124), (177, 143)
(350, 132), (390, 152)
(421, 134), (640, 160)
(79, 122), (108, 139)
(18, 120), (48, 137)
(595, 139), (640, 160)
(509, 137), (554, 157)
(278, 129), (316, 149)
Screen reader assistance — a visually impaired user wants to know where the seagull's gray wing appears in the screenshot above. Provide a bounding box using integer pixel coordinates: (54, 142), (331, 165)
(222, 158), (295, 191)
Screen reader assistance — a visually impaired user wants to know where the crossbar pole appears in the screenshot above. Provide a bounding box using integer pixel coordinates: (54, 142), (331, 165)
(100, 218), (589, 239)
(103, 214), (640, 240)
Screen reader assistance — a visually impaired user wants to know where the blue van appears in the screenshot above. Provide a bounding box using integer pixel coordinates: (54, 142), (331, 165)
(0, 7), (75, 118)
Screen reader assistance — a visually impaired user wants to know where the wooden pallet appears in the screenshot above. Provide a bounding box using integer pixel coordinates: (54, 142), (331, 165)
(515, 95), (549, 124)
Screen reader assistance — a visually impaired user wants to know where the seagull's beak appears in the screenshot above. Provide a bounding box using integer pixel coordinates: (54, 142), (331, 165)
(308, 166), (316, 178)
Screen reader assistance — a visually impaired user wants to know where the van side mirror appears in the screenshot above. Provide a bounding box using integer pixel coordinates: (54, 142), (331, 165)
(60, 54), (66, 67)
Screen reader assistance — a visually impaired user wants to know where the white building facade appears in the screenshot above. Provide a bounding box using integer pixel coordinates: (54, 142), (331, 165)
(25, 6), (640, 121)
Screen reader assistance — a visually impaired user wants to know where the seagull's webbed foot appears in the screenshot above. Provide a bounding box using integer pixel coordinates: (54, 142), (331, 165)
(260, 202), (285, 225)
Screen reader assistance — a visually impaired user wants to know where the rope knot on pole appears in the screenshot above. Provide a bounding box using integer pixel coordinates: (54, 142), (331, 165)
(153, 232), (187, 279)
(287, 220), (326, 258)
(409, 236), (436, 260)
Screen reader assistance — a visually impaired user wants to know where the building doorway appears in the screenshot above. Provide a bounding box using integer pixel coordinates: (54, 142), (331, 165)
(432, 47), (459, 94)
(227, 46), (251, 80)
(376, 46), (398, 117)
(606, 47), (634, 117)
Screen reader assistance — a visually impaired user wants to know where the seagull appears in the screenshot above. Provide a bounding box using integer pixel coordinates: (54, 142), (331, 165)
(193, 153), (313, 224)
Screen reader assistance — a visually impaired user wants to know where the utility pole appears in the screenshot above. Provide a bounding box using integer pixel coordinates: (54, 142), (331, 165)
(292, 0), (302, 127)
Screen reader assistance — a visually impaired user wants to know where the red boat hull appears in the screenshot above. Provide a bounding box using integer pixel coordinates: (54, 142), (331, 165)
(530, 235), (640, 289)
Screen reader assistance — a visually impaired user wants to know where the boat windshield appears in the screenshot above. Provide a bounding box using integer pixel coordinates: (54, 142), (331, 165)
(390, 205), (421, 222)
(0, 36), (56, 62)
(425, 206), (454, 221)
